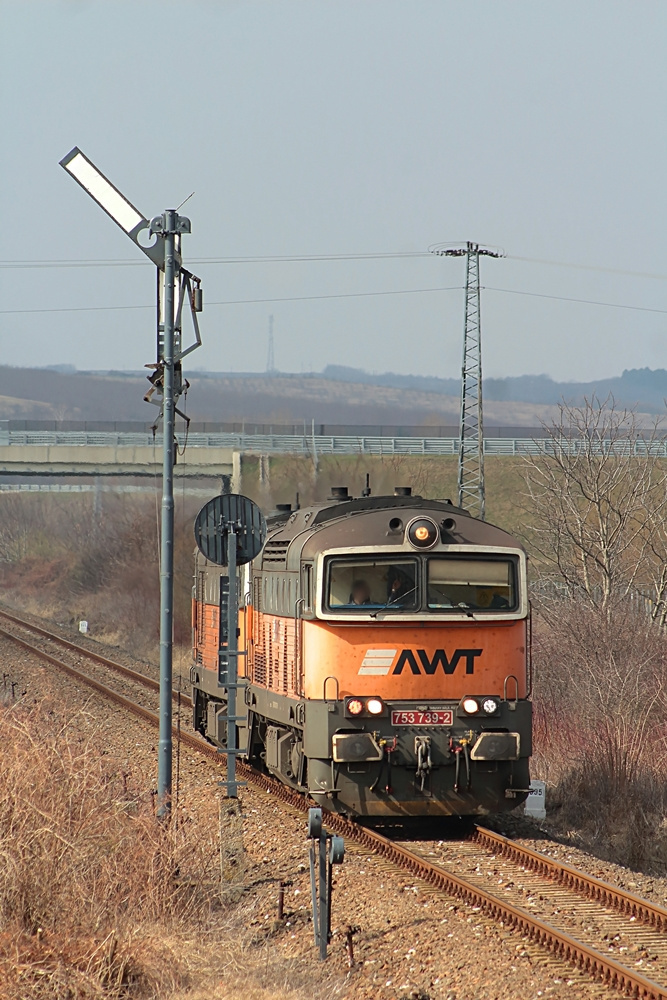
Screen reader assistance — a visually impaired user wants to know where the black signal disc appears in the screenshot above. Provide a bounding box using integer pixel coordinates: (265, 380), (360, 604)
(194, 494), (267, 566)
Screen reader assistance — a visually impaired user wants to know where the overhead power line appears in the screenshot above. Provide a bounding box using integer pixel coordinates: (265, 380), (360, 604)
(0, 285), (464, 315)
(3, 284), (666, 318)
(506, 255), (667, 282)
(1, 251), (667, 283)
(0, 251), (431, 269)
(484, 286), (667, 315)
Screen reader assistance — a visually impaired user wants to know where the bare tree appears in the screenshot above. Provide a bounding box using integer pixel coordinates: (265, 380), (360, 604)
(523, 395), (667, 621)
(523, 397), (667, 864)
(534, 600), (667, 788)
(0, 495), (44, 565)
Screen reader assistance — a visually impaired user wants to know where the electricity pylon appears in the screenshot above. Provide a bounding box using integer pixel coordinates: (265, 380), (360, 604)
(430, 242), (503, 520)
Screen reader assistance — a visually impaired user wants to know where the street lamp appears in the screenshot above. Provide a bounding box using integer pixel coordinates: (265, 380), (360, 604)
(60, 147), (203, 819)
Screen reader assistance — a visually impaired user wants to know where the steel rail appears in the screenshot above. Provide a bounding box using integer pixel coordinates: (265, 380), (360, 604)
(471, 825), (667, 931)
(4, 618), (667, 998)
(0, 607), (192, 707)
(1, 607), (661, 928)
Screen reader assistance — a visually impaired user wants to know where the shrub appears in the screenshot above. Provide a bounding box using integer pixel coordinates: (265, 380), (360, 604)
(532, 597), (667, 869)
(0, 701), (218, 998)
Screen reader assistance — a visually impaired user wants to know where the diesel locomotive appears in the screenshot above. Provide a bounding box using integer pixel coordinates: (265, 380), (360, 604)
(190, 486), (532, 818)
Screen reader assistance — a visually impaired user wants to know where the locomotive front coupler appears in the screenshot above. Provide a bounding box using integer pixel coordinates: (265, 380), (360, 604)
(414, 736), (433, 794)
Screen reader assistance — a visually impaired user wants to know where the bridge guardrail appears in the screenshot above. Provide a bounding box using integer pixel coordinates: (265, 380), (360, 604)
(3, 431), (667, 457)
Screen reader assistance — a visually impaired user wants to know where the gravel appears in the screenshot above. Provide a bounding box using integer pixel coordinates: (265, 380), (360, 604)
(484, 810), (667, 912)
(1, 636), (641, 1000)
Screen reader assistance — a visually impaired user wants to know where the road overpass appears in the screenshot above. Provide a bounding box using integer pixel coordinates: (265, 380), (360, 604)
(0, 427), (661, 480)
(0, 436), (238, 481)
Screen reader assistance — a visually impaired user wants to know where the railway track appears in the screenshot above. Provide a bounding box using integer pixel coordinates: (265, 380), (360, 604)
(3, 608), (667, 999)
(0, 606), (190, 713)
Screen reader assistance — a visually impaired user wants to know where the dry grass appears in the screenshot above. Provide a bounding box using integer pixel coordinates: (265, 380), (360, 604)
(0, 699), (341, 999)
(0, 492), (199, 662)
(531, 599), (667, 871)
(0, 698), (216, 998)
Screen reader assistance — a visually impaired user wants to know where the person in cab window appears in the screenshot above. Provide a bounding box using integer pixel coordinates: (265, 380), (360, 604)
(476, 587), (510, 610)
(350, 579), (371, 605)
(387, 568), (414, 605)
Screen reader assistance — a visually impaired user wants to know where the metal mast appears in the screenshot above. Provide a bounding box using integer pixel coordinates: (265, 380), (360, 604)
(266, 314), (276, 374)
(430, 241), (503, 520)
(60, 148), (203, 821)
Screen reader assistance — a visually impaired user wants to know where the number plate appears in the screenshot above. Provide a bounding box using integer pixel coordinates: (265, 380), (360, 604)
(391, 709), (453, 726)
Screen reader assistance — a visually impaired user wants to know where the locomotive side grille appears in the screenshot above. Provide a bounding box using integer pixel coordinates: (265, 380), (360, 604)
(262, 538), (290, 567)
(284, 637), (289, 692)
(196, 571), (205, 664)
(281, 622), (296, 694)
(196, 603), (220, 671)
(254, 644), (267, 684)
(253, 576), (262, 614)
(252, 611), (267, 685)
(287, 625), (296, 695)
(249, 612), (296, 693)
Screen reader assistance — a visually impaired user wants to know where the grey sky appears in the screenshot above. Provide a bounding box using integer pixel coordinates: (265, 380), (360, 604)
(2, 0), (666, 382)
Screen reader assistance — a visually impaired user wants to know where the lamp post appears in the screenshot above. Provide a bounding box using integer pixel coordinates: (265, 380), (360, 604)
(60, 148), (203, 819)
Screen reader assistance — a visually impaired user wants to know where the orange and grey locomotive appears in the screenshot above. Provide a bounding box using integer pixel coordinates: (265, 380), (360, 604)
(190, 487), (532, 818)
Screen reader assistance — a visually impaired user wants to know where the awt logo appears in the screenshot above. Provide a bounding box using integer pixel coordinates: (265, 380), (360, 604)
(358, 648), (482, 676)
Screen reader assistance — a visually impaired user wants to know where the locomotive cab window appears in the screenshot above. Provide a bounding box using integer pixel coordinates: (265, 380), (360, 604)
(427, 557), (517, 611)
(326, 558), (418, 612)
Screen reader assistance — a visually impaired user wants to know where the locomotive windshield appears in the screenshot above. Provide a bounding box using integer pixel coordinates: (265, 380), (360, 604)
(325, 554), (519, 614)
(326, 558), (418, 612)
(427, 557), (517, 611)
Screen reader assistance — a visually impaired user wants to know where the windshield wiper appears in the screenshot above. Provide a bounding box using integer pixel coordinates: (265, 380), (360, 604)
(370, 585), (418, 618)
(457, 602), (476, 619)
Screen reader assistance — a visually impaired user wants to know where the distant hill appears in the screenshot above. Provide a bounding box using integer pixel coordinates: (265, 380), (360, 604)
(322, 365), (667, 414)
(0, 364), (663, 427)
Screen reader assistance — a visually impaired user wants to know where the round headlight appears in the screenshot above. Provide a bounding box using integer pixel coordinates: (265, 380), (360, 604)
(482, 698), (499, 714)
(347, 698), (364, 716)
(462, 697), (480, 715)
(366, 697), (384, 715)
(407, 517), (439, 549)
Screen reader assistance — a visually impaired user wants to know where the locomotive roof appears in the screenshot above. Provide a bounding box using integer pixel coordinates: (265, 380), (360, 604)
(266, 493), (467, 529)
(260, 492), (523, 571)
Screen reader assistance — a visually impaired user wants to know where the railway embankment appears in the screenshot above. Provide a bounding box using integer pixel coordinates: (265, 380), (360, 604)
(3, 623), (667, 999)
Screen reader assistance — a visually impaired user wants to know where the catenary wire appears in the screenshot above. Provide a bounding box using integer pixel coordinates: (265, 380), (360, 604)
(505, 254), (667, 282)
(3, 284), (667, 316)
(0, 251), (430, 268)
(0, 285), (464, 315)
(2, 251), (667, 282)
(483, 286), (667, 315)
